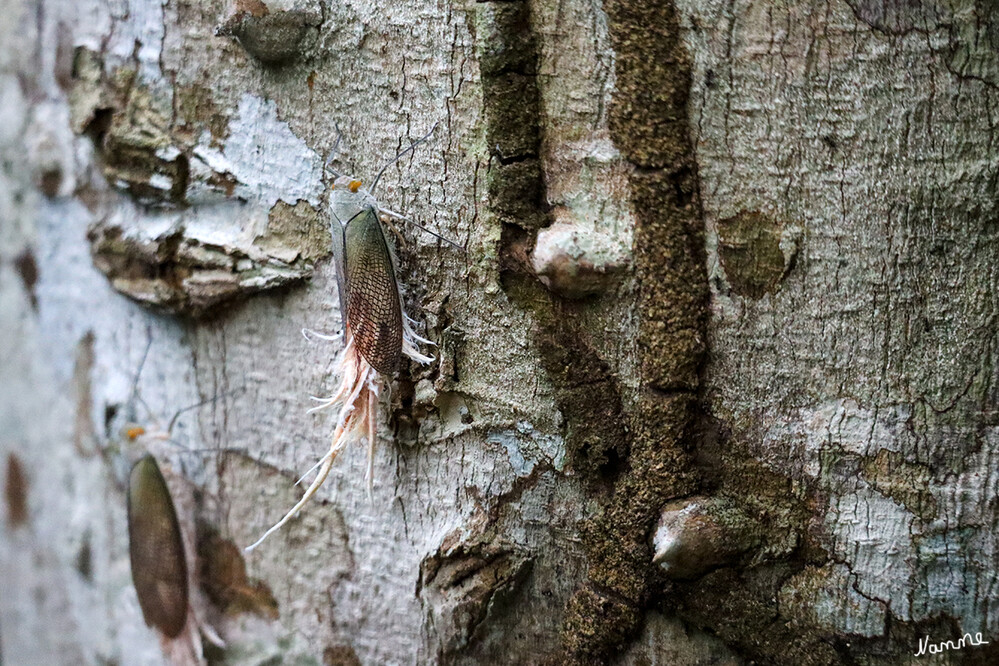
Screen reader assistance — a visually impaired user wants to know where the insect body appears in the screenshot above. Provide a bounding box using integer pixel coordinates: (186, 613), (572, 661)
(331, 177), (405, 374)
(127, 455), (189, 638)
(246, 130), (440, 552)
(127, 451), (226, 664)
(116, 353), (231, 660)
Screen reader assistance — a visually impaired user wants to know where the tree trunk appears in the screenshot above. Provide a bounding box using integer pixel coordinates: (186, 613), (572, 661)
(2, 0), (997, 663)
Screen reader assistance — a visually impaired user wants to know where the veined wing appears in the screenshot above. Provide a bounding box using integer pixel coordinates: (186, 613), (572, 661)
(127, 455), (189, 638)
(343, 206), (403, 374)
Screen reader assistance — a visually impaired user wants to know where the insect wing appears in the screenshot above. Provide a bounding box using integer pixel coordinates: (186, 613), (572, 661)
(330, 216), (349, 332)
(127, 455), (189, 638)
(344, 207), (403, 374)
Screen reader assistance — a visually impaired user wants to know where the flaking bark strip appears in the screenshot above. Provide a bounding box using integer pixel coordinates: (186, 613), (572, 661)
(86, 198), (327, 317)
(476, 1), (547, 231)
(487, 159), (547, 231)
(560, 393), (699, 662)
(476, 2), (637, 655)
(419, 536), (534, 660)
(479, 0), (707, 660)
(477, 0), (631, 484)
(69, 48), (250, 208)
(556, 0), (711, 661)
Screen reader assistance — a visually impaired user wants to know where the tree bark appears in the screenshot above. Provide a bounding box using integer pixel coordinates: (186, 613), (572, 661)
(2, 0), (997, 664)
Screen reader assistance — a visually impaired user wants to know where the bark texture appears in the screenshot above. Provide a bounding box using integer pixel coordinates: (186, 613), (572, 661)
(1, 0), (997, 664)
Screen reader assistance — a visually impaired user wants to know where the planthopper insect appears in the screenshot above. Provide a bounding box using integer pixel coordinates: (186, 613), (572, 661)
(246, 125), (460, 551)
(117, 340), (232, 662)
(128, 454), (189, 638)
(127, 452), (226, 665)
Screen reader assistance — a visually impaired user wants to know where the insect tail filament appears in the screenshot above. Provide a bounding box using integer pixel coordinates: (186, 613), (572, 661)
(244, 335), (381, 552)
(159, 612), (216, 666)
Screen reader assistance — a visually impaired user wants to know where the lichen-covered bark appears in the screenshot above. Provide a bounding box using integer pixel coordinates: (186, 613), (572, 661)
(2, 0), (998, 664)
(673, 0), (999, 663)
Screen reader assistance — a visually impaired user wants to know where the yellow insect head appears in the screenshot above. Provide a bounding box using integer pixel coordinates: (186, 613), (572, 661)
(331, 179), (363, 193)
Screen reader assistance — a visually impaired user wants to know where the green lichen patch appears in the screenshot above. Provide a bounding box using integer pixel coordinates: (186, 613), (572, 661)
(604, 0), (693, 169)
(482, 74), (541, 160)
(716, 211), (787, 300)
(474, 2), (537, 78)
(697, 415), (816, 558)
(630, 168), (709, 391)
(708, 433), (819, 576)
(487, 159), (547, 231)
(256, 200), (331, 264)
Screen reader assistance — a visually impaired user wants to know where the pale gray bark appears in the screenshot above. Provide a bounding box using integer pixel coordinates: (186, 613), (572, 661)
(687, 0), (999, 647)
(2, 0), (997, 664)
